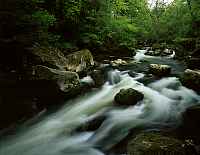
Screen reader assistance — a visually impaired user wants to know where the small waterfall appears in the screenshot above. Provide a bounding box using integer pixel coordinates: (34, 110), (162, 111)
(134, 49), (147, 61)
(81, 75), (94, 84)
(0, 65), (199, 155)
(107, 70), (121, 85)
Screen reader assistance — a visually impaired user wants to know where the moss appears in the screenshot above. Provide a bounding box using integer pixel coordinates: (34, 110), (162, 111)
(65, 49), (94, 72)
(127, 132), (187, 155)
(32, 46), (68, 69)
(180, 69), (200, 92)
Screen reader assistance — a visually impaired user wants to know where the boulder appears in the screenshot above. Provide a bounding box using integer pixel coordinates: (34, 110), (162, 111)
(90, 69), (106, 87)
(182, 105), (200, 142)
(149, 64), (171, 77)
(32, 47), (94, 73)
(76, 115), (106, 132)
(181, 69), (200, 92)
(33, 65), (80, 92)
(161, 49), (174, 56)
(114, 88), (144, 106)
(111, 59), (127, 67)
(180, 104), (200, 154)
(32, 46), (68, 69)
(127, 132), (188, 155)
(65, 49), (94, 73)
(145, 50), (161, 56)
(187, 58), (200, 70)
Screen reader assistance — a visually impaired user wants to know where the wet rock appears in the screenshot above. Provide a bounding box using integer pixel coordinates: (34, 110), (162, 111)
(138, 74), (157, 85)
(89, 69), (106, 87)
(114, 88), (144, 106)
(149, 64), (171, 77)
(127, 132), (189, 155)
(111, 59), (127, 67)
(128, 71), (138, 78)
(161, 49), (174, 56)
(145, 50), (161, 56)
(181, 69), (200, 92)
(76, 115), (106, 132)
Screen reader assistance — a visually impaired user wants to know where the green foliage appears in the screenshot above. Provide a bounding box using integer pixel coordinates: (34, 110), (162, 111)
(16, 0), (200, 53)
(32, 10), (56, 30)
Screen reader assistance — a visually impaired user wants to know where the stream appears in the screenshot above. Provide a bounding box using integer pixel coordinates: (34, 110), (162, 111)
(0, 49), (200, 155)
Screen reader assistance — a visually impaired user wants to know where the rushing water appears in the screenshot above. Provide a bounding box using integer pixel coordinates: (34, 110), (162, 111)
(0, 50), (200, 155)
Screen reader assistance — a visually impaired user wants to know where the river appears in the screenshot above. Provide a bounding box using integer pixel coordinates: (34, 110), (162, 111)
(0, 49), (199, 155)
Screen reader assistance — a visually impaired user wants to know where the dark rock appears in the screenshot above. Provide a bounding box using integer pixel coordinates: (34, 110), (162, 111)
(187, 58), (200, 70)
(76, 115), (106, 132)
(127, 132), (189, 155)
(180, 69), (200, 92)
(128, 71), (138, 78)
(90, 69), (106, 87)
(0, 96), (40, 129)
(149, 64), (171, 77)
(0, 66), (82, 129)
(181, 105), (200, 142)
(138, 74), (158, 85)
(114, 88), (144, 106)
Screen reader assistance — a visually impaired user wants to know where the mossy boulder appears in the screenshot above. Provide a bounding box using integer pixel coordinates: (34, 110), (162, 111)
(33, 65), (80, 92)
(149, 64), (171, 77)
(65, 49), (94, 73)
(114, 88), (144, 106)
(32, 47), (94, 73)
(181, 69), (200, 92)
(111, 59), (127, 67)
(127, 132), (188, 155)
(32, 46), (68, 69)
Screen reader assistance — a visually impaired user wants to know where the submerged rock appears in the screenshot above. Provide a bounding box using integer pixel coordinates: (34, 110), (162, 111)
(127, 132), (188, 155)
(76, 115), (106, 132)
(181, 69), (200, 92)
(114, 88), (144, 106)
(149, 64), (171, 77)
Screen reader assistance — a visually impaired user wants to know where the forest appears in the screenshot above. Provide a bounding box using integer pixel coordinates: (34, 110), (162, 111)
(1, 0), (200, 62)
(0, 0), (200, 155)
